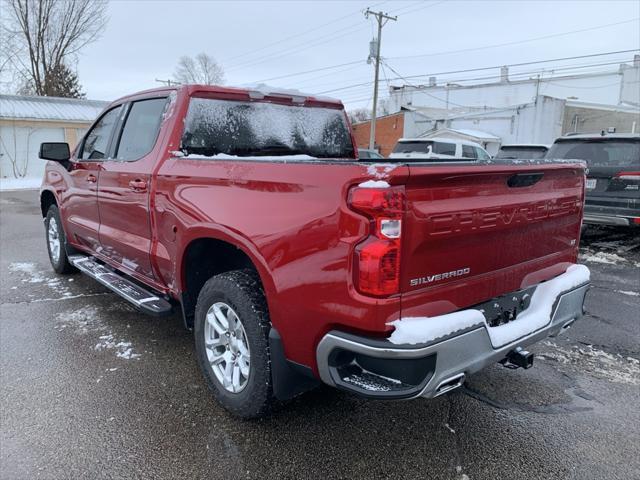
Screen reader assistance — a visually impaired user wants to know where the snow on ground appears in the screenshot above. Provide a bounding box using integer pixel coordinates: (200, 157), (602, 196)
(8, 262), (46, 283)
(579, 250), (628, 265)
(0, 177), (41, 191)
(617, 290), (640, 297)
(8, 262), (74, 297)
(540, 341), (640, 385)
(55, 306), (142, 360)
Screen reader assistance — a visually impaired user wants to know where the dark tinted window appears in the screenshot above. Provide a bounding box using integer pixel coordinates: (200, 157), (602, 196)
(495, 146), (548, 159)
(392, 141), (433, 154)
(116, 98), (168, 161)
(546, 140), (640, 167)
(81, 106), (122, 160)
(433, 142), (456, 156)
(181, 98), (354, 158)
(461, 145), (477, 159)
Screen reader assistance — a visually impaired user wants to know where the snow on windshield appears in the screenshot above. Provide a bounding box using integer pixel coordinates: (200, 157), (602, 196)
(181, 98), (355, 158)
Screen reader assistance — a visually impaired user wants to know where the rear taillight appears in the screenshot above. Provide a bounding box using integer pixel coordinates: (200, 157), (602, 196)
(614, 171), (640, 191)
(348, 186), (405, 296)
(615, 171), (640, 181)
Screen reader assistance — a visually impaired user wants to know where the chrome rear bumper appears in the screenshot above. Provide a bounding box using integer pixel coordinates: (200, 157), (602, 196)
(316, 282), (589, 399)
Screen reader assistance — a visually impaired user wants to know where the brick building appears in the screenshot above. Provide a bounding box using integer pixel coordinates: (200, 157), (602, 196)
(351, 112), (404, 157)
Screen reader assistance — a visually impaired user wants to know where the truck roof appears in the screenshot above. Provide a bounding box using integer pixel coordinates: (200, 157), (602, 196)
(111, 84), (342, 108)
(555, 133), (640, 142)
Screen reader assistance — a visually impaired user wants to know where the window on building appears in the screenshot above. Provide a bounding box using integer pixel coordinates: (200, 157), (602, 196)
(116, 98), (168, 161)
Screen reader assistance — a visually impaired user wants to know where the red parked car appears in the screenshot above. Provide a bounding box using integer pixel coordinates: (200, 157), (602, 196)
(39, 84), (590, 418)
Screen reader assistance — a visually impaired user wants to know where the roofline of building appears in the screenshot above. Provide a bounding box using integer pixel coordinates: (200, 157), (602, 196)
(390, 67), (625, 93)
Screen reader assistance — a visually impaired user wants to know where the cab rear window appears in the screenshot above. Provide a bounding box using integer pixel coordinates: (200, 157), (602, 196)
(181, 98), (354, 158)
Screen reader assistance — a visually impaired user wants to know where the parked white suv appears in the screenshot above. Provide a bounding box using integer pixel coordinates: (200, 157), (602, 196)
(389, 137), (491, 160)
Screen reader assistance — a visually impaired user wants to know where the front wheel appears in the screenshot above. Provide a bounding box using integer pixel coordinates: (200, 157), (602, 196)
(45, 205), (75, 274)
(194, 269), (274, 418)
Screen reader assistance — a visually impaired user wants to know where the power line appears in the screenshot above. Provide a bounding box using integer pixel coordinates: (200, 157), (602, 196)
(220, 1), (388, 66)
(249, 18), (637, 87)
(386, 17), (639, 62)
(335, 58), (638, 104)
(316, 49), (640, 94)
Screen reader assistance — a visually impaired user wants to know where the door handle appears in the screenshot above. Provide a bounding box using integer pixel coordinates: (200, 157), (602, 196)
(87, 174), (97, 183)
(129, 179), (147, 192)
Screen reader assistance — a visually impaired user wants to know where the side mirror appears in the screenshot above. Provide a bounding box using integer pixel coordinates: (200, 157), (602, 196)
(40, 142), (70, 162)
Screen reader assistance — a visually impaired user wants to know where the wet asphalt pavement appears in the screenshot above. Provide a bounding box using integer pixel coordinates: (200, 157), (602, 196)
(1, 190), (639, 480)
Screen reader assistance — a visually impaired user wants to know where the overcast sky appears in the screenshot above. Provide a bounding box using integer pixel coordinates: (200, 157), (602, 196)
(78, 0), (639, 109)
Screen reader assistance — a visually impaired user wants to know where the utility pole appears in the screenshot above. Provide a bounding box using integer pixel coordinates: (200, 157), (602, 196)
(364, 8), (397, 151)
(155, 78), (177, 86)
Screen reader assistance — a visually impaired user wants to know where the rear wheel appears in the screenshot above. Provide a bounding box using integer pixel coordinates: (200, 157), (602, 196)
(194, 269), (274, 418)
(45, 205), (75, 274)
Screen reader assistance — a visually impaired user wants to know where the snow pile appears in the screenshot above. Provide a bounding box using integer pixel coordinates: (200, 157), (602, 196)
(388, 264), (590, 348)
(579, 250), (626, 265)
(358, 180), (390, 188)
(617, 290), (639, 297)
(0, 177), (42, 191)
(541, 341), (639, 385)
(388, 310), (483, 345)
(366, 163), (397, 179)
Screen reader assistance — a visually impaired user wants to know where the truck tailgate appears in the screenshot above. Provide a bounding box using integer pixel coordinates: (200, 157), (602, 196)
(400, 162), (585, 317)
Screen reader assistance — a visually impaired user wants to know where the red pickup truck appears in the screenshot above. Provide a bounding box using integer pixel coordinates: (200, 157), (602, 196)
(39, 84), (590, 418)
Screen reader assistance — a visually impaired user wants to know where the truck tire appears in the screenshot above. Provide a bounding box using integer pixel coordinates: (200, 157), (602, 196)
(194, 269), (274, 418)
(45, 205), (75, 274)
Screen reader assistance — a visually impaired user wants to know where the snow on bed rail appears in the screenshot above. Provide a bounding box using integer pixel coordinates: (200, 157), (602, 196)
(181, 153), (318, 161)
(388, 264), (590, 348)
(366, 163), (397, 179)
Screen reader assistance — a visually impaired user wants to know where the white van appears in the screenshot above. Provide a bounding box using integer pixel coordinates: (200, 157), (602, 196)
(389, 137), (491, 160)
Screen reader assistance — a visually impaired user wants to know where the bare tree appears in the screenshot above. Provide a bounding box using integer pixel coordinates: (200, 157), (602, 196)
(348, 108), (372, 124)
(173, 53), (225, 85)
(2, 0), (107, 96)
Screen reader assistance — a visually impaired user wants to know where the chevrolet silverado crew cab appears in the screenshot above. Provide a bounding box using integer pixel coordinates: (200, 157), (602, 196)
(39, 84), (590, 418)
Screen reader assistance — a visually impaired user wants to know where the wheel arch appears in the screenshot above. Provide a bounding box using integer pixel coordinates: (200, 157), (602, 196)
(40, 189), (58, 217)
(177, 228), (277, 331)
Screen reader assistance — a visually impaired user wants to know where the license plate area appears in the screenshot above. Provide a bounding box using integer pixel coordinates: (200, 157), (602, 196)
(474, 286), (536, 327)
(586, 178), (597, 190)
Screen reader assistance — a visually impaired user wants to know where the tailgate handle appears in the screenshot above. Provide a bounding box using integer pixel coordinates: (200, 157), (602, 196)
(507, 173), (544, 188)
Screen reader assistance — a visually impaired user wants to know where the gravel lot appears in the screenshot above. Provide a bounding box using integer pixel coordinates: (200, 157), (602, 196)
(1, 190), (639, 480)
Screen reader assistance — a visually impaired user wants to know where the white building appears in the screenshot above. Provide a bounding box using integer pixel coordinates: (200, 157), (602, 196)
(0, 94), (108, 189)
(387, 56), (640, 153)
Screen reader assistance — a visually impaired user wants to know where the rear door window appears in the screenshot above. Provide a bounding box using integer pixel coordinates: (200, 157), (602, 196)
(474, 146), (491, 160)
(392, 141), (433, 154)
(116, 98), (168, 161)
(81, 106), (122, 160)
(462, 145), (477, 159)
(433, 142), (456, 156)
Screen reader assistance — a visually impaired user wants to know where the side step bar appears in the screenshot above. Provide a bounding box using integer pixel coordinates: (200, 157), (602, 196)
(69, 255), (172, 316)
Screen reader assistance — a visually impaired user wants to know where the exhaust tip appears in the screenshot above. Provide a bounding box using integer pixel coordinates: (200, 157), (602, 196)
(435, 373), (466, 396)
